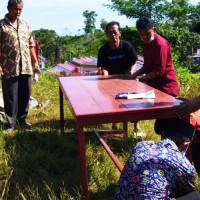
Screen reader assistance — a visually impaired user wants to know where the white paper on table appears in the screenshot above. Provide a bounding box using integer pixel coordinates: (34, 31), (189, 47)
(127, 90), (155, 99)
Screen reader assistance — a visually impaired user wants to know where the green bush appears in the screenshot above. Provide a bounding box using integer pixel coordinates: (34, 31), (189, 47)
(173, 52), (200, 98)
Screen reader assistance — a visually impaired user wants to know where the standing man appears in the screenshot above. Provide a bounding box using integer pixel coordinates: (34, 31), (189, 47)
(132, 17), (179, 97)
(114, 118), (196, 199)
(32, 32), (40, 81)
(97, 21), (140, 133)
(32, 32), (40, 61)
(0, 0), (40, 132)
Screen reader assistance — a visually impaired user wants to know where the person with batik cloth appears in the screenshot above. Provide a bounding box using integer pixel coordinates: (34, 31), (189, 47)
(114, 118), (196, 199)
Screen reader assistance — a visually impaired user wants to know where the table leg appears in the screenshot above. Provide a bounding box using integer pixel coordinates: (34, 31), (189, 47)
(78, 124), (89, 200)
(59, 87), (64, 135)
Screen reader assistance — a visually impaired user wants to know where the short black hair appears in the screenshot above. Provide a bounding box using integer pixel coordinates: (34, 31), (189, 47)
(154, 117), (196, 142)
(162, 129), (191, 146)
(136, 17), (154, 30)
(105, 21), (121, 32)
(8, 0), (23, 8)
(194, 22), (200, 34)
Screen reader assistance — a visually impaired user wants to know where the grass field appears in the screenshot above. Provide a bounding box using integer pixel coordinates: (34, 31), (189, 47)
(0, 72), (200, 199)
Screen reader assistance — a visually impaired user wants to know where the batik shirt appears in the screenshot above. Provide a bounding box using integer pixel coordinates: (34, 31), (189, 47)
(0, 14), (34, 79)
(114, 139), (195, 200)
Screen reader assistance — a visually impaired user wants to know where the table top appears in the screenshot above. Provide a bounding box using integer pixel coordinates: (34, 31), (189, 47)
(59, 75), (181, 125)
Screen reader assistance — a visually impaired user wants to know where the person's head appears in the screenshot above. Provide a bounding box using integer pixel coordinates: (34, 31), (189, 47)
(194, 22), (200, 34)
(136, 17), (157, 43)
(105, 21), (122, 44)
(7, 0), (23, 22)
(154, 118), (196, 153)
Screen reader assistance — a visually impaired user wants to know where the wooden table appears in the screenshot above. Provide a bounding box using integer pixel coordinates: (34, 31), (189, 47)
(58, 75), (181, 200)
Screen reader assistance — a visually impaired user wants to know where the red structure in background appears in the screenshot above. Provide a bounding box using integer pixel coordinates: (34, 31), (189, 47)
(47, 55), (144, 77)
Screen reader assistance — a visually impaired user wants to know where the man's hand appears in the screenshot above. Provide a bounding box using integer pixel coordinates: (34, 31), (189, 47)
(175, 98), (200, 118)
(102, 69), (109, 76)
(33, 63), (41, 74)
(137, 75), (145, 82)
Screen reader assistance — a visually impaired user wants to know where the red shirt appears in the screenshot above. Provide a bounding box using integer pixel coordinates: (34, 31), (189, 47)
(190, 110), (200, 143)
(143, 33), (179, 95)
(34, 39), (40, 57)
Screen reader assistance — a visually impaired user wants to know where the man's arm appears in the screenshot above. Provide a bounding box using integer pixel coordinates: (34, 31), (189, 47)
(139, 71), (157, 82)
(30, 47), (41, 73)
(132, 66), (145, 79)
(176, 96), (200, 118)
(129, 63), (136, 75)
(36, 41), (40, 62)
(97, 47), (109, 76)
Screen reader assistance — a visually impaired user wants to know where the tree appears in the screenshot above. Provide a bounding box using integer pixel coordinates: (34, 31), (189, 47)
(105, 0), (200, 63)
(100, 18), (108, 31)
(33, 29), (67, 63)
(83, 10), (98, 34)
(48, 36), (67, 63)
(104, 0), (169, 23)
(104, 0), (199, 25)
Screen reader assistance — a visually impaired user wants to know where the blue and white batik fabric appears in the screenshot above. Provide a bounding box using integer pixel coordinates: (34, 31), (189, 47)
(114, 139), (195, 200)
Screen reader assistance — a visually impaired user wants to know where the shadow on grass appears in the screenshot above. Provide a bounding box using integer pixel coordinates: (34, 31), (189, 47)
(0, 119), (138, 199)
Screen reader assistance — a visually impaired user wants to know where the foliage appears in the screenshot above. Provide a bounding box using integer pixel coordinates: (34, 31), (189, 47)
(157, 24), (200, 62)
(100, 18), (108, 31)
(173, 52), (200, 98)
(105, 0), (199, 25)
(104, 0), (200, 63)
(83, 10), (98, 34)
(165, 1), (200, 30)
(34, 29), (68, 64)
(83, 30), (107, 57)
(104, 0), (168, 23)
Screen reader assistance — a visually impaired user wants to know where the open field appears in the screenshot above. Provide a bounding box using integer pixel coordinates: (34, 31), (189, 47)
(0, 72), (200, 199)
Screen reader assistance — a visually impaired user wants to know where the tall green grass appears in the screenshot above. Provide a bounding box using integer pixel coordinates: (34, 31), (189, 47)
(0, 71), (199, 199)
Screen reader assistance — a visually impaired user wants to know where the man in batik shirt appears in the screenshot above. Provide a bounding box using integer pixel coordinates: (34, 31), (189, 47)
(114, 118), (196, 199)
(0, 0), (40, 131)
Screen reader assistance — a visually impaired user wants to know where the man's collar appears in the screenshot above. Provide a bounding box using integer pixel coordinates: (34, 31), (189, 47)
(4, 14), (21, 25)
(109, 39), (120, 49)
(4, 14), (10, 23)
(162, 138), (179, 150)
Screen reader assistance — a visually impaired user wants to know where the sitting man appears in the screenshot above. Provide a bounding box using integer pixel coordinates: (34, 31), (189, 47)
(97, 21), (140, 134)
(97, 21), (138, 76)
(114, 118), (196, 199)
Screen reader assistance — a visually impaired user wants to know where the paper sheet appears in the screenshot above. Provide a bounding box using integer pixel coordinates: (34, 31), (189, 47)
(116, 90), (156, 99)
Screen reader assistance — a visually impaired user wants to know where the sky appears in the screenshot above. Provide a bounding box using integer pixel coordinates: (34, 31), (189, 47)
(0, 0), (199, 36)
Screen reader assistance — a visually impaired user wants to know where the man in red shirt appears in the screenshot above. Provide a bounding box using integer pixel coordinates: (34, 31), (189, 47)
(132, 17), (179, 97)
(32, 33), (40, 60)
